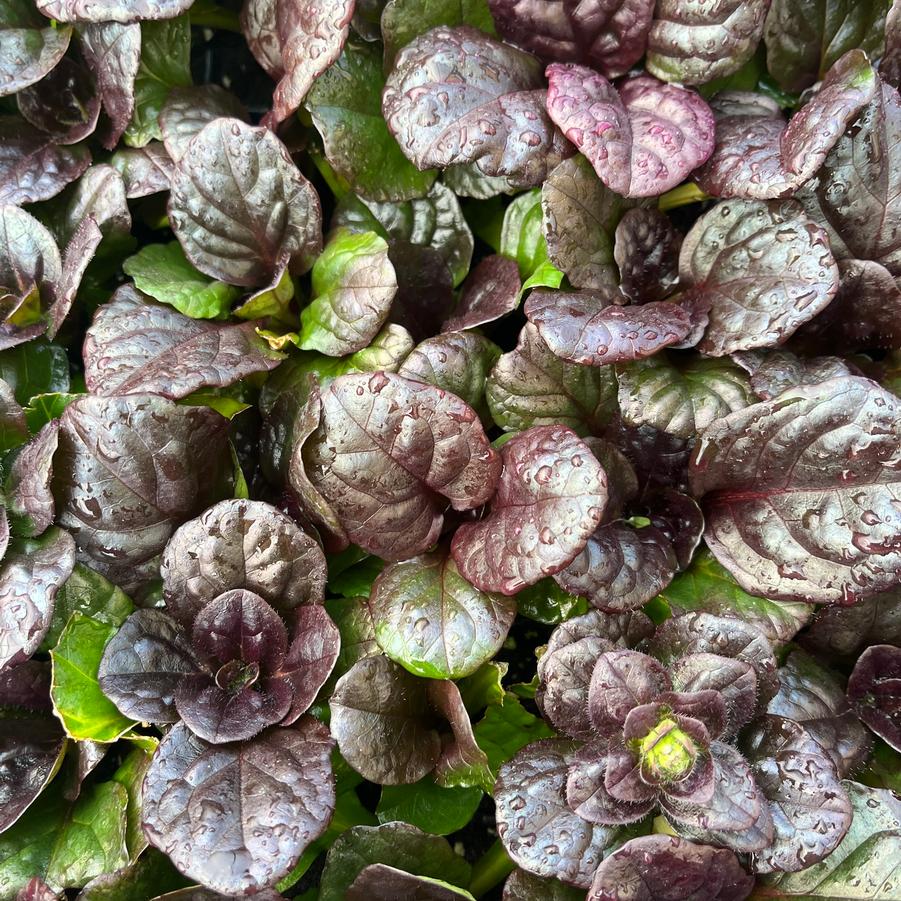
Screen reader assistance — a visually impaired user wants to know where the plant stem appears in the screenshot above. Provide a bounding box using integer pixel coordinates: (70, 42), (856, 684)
(658, 182), (710, 212)
(469, 839), (515, 898)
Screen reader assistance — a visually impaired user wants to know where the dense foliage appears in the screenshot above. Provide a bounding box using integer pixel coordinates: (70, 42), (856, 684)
(0, 0), (899, 899)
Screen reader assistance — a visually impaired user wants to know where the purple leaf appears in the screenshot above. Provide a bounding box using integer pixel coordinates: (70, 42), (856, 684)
(45, 213), (103, 339)
(53, 394), (230, 592)
(347, 865), (471, 901)
(671, 653), (758, 737)
(588, 649), (670, 733)
(36, 0), (195, 22)
(503, 868), (585, 900)
(545, 65), (714, 198)
(679, 200), (839, 355)
(168, 118), (323, 287)
(387, 242), (455, 342)
(160, 85), (249, 162)
(555, 521), (677, 613)
(382, 26), (572, 186)
(0, 659), (52, 711)
(241, 0), (283, 79)
(587, 835), (753, 901)
(525, 289), (691, 365)
(79, 22), (141, 149)
(696, 51), (877, 200)
(452, 424), (607, 595)
(0, 10), (71, 97)
(83, 289), (283, 399)
(488, 0), (655, 78)
(646, 0), (770, 85)
(98, 608), (198, 723)
(111, 143), (174, 197)
(0, 528), (75, 672)
(330, 655), (441, 784)
(305, 371), (500, 560)
(802, 588), (901, 659)
(142, 719), (335, 895)
(443, 255), (521, 332)
(614, 207), (681, 303)
(689, 377), (901, 604)
(267, 0), (355, 126)
(732, 348), (856, 401)
(496, 739), (624, 888)
(847, 644), (901, 752)
(428, 678), (491, 789)
(0, 118), (90, 205)
(161, 499), (327, 629)
(6, 420), (59, 537)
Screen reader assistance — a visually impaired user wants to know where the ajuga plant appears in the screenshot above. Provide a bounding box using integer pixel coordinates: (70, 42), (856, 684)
(0, 0), (900, 899)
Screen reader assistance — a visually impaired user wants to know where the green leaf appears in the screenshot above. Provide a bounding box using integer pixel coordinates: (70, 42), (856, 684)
(754, 782), (901, 899)
(473, 692), (555, 778)
(233, 269), (295, 322)
(41, 563), (134, 652)
(112, 745), (156, 859)
(125, 16), (192, 147)
(122, 243), (241, 319)
(178, 390), (251, 419)
(24, 392), (81, 433)
(381, 0), (496, 68)
(230, 442), (250, 499)
(306, 40), (437, 202)
(298, 229), (397, 356)
(326, 595), (378, 685)
(76, 848), (188, 901)
(520, 259), (564, 294)
(0, 341), (70, 406)
(329, 554), (386, 598)
(515, 578), (588, 625)
(658, 548), (812, 645)
(0, 779), (129, 897)
(860, 741), (901, 794)
(500, 189), (549, 279)
(50, 614), (137, 743)
(458, 661), (507, 714)
(377, 781), (483, 836)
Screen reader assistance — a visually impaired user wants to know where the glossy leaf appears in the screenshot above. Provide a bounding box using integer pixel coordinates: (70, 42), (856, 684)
(169, 118), (323, 287)
(36, 0), (194, 22)
(5, 419), (58, 537)
(614, 207), (681, 303)
(53, 394), (230, 591)
(142, 719), (335, 896)
(17, 55), (100, 145)
(383, 26), (571, 185)
(732, 348), (857, 401)
(503, 868), (585, 901)
(376, 781), (483, 836)
(0, 7), (71, 98)
(306, 371), (500, 560)
(689, 377), (901, 604)
(848, 645), (901, 752)
(545, 66), (714, 198)
(802, 588), (901, 658)
(443, 255), (520, 332)
(452, 424), (607, 595)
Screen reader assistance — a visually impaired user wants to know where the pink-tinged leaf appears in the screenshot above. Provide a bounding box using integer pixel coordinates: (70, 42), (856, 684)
(382, 26), (572, 186)
(0, 13), (71, 98)
(79, 22), (141, 149)
(646, 0), (770, 86)
(142, 719), (335, 895)
(36, 0), (195, 23)
(160, 85), (249, 162)
(614, 207), (681, 303)
(566, 742), (656, 825)
(452, 424), (607, 595)
(6, 420), (59, 537)
(241, 0), (283, 79)
(278, 605), (340, 724)
(545, 65), (714, 198)
(732, 348), (857, 401)
(45, 214), (103, 339)
(678, 199), (839, 356)
(690, 377), (901, 605)
(588, 649), (670, 732)
(83, 288), (283, 399)
(588, 835), (753, 901)
(428, 679), (490, 789)
(0, 118), (90, 205)
(111, 143), (174, 197)
(488, 0), (655, 79)
(696, 51), (877, 200)
(525, 288), (691, 365)
(848, 644), (901, 752)
(305, 372), (500, 561)
(267, 0), (355, 126)
(443, 255), (521, 332)
(168, 118), (323, 287)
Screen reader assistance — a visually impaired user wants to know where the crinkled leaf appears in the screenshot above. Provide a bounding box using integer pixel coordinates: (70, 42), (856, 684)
(525, 289), (691, 365)
(453, 424), (607, 595)
(848, 645), (901, 752)
(318, 822), (471, 901)
(0, 528), (75, 673)
(541, 155), (630, 292)
(689, 377), (901, 604)
(50, 613), (136, 742)
(587, 835), (753, 901)
(159, 84), (247, 163)
(52, 394), (230, 592)
(743, 715), (852, 873)
(767, 648), (870, 777)
(298, 229), (397, 356)
(84, 290), (282, 398)
(671, 653), (758, 736)
(556, 521), (677, 613)
(588, 649), (670, 733)
(503, 868), (585, 901)
(110, 143), (173, 197)
(36, 0), (194, 22)
(658, 548), (812, 646)
(646, 0), (770, 85)
(306, 39), (437, 202)
(802, 587), (901, 658)
(487, 323), (618, 436)
(443, 255), (520, 332)
(5, 419), (58, 537)
(142, 719), (335, 896)
(331, 655), (442, 784)
(306, 371), (500, 560)
(732, 348), (856, 401)
(614, 207), (681, 303)
(488, 0), (654, 78)
(241, 0), (282, 78)
(169, 118), (323, 287)
(545, 66), (714, 198)
(0, 377), (26, 453)
(0, 8), (71, 98)
(383, 26), (571, 186)
(496, 739), (626, 888)
(616, 353), (753, 440)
